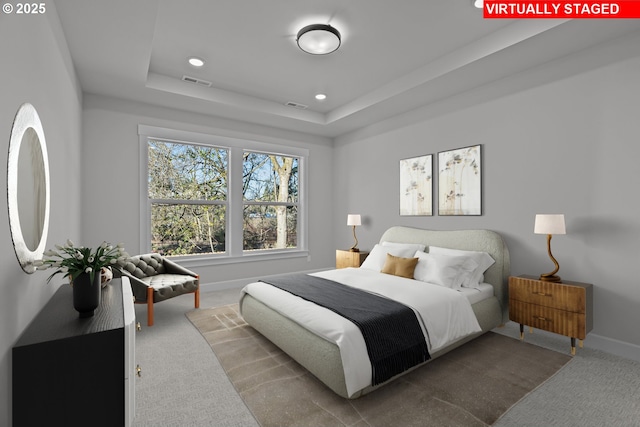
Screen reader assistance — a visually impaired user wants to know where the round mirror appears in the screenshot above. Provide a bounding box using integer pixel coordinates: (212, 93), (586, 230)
(7, 103), (50, 273)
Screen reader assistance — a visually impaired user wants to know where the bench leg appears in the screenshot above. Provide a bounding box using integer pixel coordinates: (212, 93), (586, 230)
(147, 287), (154, 326)
(194, 275), (200, 309)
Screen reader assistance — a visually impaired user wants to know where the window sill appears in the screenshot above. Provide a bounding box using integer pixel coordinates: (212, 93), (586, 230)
(168, 249), (309, 269)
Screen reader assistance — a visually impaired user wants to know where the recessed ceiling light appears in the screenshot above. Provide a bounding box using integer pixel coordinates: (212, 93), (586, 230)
(315, 94), (327, 101)
(188, 57), (205, 67)
(473, 0), (483, 8)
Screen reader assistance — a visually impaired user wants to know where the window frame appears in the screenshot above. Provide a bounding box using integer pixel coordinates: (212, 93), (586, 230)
(138, 125), (308, 268)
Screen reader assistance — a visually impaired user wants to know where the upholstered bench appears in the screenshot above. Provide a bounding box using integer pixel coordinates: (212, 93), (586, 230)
(120, 253), (199, 326)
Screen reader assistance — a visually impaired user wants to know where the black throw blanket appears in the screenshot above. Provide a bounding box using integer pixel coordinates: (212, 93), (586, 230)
(259, 273), (430, 385)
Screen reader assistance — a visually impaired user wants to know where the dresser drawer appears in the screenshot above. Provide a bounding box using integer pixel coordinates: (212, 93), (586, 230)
(509, 300), (587, 339)
(509, 276), (586, 313)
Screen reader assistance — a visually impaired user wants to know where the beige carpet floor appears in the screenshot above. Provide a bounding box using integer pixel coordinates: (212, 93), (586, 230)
(187, 304), (572, 427)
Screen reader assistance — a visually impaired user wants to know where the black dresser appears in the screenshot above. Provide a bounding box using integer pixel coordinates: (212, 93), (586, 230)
(13, 278), (135, 426)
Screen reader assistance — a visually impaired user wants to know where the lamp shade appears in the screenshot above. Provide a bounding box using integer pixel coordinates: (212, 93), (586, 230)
(347, 214), (361, 226)
(534, 214), (566, 235)
(297, 24), (341, 55)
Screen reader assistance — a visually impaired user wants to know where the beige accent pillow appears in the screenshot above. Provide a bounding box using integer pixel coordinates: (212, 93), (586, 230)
(381, 253), (419, 279)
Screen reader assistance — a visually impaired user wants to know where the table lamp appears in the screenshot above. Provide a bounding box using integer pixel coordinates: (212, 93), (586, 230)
(534, 214), (566, 282)
(347, 214), (361, 252)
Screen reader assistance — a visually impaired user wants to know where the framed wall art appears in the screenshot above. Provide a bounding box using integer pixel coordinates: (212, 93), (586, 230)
(438, 145), (482, 216)
(400, 154), (432, 216)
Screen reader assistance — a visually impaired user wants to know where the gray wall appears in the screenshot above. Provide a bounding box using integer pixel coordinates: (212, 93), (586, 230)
(2, 6), (640, 424)
(81, 94), (335, 286)
(0, 5), (83, 425)
(333, 51), (640, 360)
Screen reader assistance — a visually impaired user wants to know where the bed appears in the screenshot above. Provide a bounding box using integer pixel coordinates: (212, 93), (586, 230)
(239, 226), (510, 399)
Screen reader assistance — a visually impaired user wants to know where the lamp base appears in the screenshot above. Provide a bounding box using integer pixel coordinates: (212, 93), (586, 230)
(349, 248), (360, 252)
(539, 274), (561, 282)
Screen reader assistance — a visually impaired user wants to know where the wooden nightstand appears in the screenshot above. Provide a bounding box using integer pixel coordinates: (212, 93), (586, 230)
(336, 250), (369, 269)
(509, 275), (593, 355)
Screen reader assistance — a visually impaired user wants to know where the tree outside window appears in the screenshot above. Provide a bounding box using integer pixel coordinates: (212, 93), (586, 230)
(243, 152), (299, 251)
(148, 140), (227, 256)
(147, 140), (300, 257)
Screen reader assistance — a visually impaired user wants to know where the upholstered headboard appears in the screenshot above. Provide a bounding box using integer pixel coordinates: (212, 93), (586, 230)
(379, 226), (510, 323)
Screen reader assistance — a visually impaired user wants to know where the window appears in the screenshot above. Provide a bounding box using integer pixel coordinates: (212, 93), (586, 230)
(148, 140), (228, 256)
(139, 125), (307, 264)
(243, 152), (299, 252)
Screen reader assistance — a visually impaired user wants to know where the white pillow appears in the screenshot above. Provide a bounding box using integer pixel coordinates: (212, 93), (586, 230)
(414, 251), (478, 289)
(428, 246), (495, 288)
(361, 244), (420, 271)
(381, 241), (426, 256)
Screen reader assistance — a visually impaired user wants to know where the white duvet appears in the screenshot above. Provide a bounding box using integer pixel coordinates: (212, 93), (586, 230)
(240, 268), (481, 397)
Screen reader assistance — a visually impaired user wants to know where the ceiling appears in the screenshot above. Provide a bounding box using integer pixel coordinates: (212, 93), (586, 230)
(54, 0), (640, 138)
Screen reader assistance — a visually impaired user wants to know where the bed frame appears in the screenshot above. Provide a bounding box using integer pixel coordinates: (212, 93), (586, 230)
(239, 226), (510, 398)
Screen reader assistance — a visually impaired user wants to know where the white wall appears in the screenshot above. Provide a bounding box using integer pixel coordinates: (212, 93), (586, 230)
(0, 4), (83, 424)
(81, 94), (335, 287)
(333, 51), (640, 360)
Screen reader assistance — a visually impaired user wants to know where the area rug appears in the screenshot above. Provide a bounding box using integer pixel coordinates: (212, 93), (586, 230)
(187, 304), (572, 427)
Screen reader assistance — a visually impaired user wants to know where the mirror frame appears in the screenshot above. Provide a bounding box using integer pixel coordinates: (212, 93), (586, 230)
(7, 103), (50, 273)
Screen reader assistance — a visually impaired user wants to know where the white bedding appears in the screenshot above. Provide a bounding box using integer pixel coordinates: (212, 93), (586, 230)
(240, 268), (482, 397)
(460, 282), (494, 304)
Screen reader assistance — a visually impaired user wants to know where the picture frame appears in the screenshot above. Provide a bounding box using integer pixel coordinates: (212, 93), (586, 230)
(400, 154), (433, 216)
(438, 144), (482, 216)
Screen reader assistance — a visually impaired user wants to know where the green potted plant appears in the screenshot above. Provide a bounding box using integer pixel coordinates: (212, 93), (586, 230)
(35, 240), (131, 317)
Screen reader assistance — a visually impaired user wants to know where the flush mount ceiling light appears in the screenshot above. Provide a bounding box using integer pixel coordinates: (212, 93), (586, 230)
(473, 0), (483, 8)
(297, 24), (341, 55)
(188, 57), (205, 67)
(315, 93), (327, 101)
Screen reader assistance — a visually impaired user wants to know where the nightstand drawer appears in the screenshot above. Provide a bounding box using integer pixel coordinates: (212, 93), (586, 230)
(509, 300), (587, 339)
(509, 276), (586, 313)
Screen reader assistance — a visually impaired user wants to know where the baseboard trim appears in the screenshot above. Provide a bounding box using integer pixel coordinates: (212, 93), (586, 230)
(586, 333), (640, 363)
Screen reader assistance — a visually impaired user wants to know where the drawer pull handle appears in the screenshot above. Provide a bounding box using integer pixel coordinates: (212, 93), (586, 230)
(533, 292), (552, 297)
(534, 316), (550, 322)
